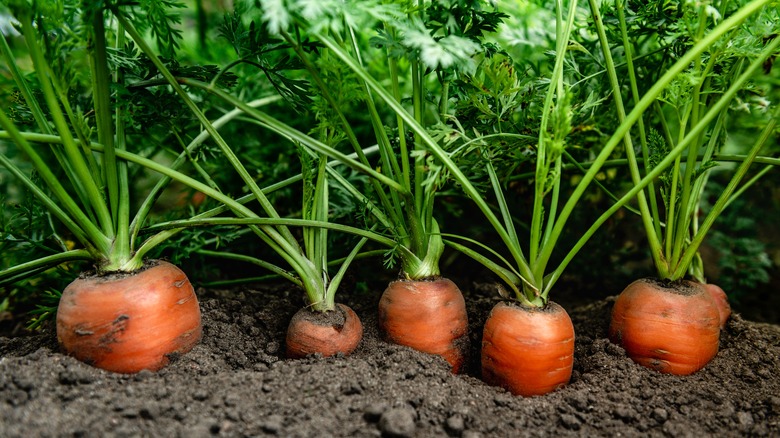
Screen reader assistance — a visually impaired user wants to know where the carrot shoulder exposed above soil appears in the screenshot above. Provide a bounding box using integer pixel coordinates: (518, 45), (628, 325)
(55, 260), (202, 374)
(609, 278), (721, 376)
(285, 303), (363, 359)
(481, 300), (575, 396)
(378, 277), (469, 373)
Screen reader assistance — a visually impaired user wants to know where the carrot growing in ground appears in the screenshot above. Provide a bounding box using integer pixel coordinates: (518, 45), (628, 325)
(378, 278), (468, 371)
(56, 261), (201, 373)
(298, 0), (587, 388)
(239, 1), (499, 372)
(106, 7), (378, 359)
(0, 5), (212, 373)
(481, 302), (574, 396)
(186, 152), (373, 359)
(608, 279), (720, 375)
(589, 0), (779, 374)
(404, 0), (778, 393)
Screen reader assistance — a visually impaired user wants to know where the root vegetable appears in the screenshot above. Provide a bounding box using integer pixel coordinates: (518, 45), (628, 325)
(56, 260), (202, 373)
(378, 278), (469, 373)
(608, 278), (720, 375)
(286, 303), (363, 358)
(481, 301), (574, 396)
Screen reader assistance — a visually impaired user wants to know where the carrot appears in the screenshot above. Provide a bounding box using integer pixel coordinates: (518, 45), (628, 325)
(378, 278), (468, 373)
(608, 278), (720, 375)
(481, 301), (574, 396)
(56, 260), (202, 374)
(285, 303), (363, 359)
(703, 283), (731, 329)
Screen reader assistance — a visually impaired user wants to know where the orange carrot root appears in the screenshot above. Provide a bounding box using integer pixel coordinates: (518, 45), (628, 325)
(285, 303), (363, 359)
(481, 301), (574, 396)
(56, 260), (202, 374)
(704, 283), (731, 329)
(378, 278), (469, 373)
(609, 278), (720, 375)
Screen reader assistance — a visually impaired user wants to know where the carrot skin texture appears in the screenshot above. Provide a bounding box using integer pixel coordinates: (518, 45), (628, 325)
(703, 283), (731, 329)
(56, 260), (202, 374)
(609, 279), (720, 375)
(285, 303), (363, 359)
(481, 301), (575, 396)
(378, 278), (469, 373)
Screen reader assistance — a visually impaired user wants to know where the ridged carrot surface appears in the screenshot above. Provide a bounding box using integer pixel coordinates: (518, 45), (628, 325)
(286, 303), (363, 358)
(56, 260), (202, 373)
(481, 301), (574, 396)
(609, 279), (720, 375)
(379, 278), (468, 373)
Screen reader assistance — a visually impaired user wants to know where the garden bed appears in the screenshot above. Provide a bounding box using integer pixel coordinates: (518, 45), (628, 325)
(1, 282), (779, 437)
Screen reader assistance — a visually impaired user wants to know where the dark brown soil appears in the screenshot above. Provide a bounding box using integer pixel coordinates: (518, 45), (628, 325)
(1, 282), (779, 437)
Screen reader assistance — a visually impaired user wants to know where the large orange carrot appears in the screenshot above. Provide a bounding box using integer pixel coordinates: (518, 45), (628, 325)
(378, 278), (468, 373)
(286, 303), (363, 358)
(56, 260), (202, 373)
(481, 301), (574, 396)
(609, 278), (720, 375)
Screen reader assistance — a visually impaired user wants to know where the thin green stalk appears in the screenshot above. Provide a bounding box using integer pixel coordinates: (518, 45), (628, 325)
(674, 108), (779, 279)
(19, 15), (114, 243)
(324, 235), (371, 310)
(617, 0), (662, 238)
(314, 32), (535, 284)
(48, 71), (105, 208)
(485, 155), (521, 268)
(89, 8), (119, 222)
(723, 164), (774, 210)
(0, 249), (93, 286)
(530, 0), (577, 281)
(539, 0), (569, 260)
(386, 30), (412, 191)
(587, 0), (666, 276)
(0, 109), (108, 254)
(196, 249), (301, 286)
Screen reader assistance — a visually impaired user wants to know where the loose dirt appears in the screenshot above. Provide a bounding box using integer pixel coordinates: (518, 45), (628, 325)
(1, 282), (778, 437)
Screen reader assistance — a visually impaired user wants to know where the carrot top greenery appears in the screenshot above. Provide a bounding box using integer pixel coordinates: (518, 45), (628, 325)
(1, 0), (777, 326)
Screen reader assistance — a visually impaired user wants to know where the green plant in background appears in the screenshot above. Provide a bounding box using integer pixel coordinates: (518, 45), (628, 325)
(705, 193), (772, 294)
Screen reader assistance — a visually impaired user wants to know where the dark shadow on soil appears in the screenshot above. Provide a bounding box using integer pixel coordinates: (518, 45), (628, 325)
(1, 280), (779, 437)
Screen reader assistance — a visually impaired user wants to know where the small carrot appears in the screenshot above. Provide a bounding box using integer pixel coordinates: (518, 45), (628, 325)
(378, 278), (468, 373)
(609, 278), (720, 375)
(56, 260), (202, 374)
(285, 303), (363, 359)
(703, 283), (731, 329)
(481, 301), (574, 396)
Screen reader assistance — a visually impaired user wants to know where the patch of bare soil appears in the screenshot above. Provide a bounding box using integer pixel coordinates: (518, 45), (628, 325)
(1, 282), (778, 437)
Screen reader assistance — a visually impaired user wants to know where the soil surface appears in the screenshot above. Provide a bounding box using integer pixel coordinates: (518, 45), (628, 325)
(1, 281), (779, 437)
